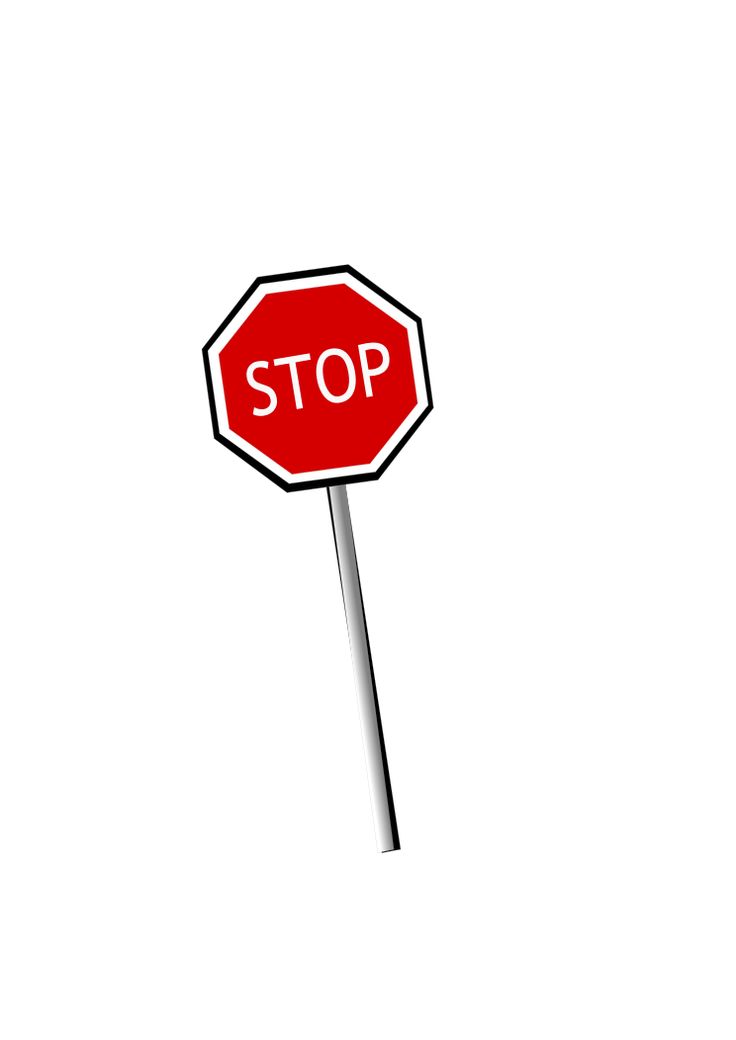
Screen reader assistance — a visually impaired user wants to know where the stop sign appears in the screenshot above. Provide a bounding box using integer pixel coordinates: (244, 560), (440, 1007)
(203, 266), (432, 490)
(202, 264), (432, 852)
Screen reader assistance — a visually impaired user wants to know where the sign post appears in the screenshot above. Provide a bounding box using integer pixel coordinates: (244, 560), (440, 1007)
(327, 484), (399, 852)
(203, 266), (432, 851)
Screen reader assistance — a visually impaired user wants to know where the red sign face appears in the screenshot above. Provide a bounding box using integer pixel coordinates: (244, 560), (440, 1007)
(203, 267), (431, 490)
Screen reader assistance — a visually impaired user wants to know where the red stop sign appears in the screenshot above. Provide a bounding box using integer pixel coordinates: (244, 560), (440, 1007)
(203, 266), (432, 490)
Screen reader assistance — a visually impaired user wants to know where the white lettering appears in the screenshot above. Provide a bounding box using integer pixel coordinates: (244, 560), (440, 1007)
(246, 360), (277, 416)
(273, 353), (311, 410)
(248, 345), (387, 414)
(358, 342), (390, 397)
(315, 349), (357, 404)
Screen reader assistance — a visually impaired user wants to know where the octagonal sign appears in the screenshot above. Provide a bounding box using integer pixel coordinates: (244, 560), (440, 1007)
(203, 266), (432, 491)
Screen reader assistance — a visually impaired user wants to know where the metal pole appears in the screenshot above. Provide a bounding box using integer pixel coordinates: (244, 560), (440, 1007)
(327, 484), (400, 853)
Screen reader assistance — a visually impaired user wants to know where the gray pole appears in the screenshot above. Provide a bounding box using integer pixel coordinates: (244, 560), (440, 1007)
(327, 484), (400, 853)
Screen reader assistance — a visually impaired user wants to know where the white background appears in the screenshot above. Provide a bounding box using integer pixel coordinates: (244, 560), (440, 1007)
(1, 3), (735, 1037)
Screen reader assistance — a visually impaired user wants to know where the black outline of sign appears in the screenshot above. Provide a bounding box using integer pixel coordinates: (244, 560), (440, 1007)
(202, 265), (433, 492)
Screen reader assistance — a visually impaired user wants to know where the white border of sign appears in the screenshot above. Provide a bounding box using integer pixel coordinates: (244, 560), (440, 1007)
(203, 266), (432, 492)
